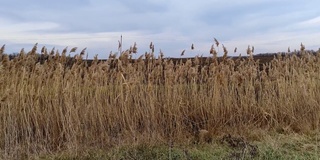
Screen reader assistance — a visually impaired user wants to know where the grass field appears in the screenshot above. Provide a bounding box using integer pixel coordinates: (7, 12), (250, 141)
(0, 43), (319, 159)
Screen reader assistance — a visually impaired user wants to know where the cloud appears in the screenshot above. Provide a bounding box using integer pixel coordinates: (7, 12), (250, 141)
(0, 0), (319, 58)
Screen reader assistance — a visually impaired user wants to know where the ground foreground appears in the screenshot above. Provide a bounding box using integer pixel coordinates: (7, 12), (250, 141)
(19, 132), (319, 159)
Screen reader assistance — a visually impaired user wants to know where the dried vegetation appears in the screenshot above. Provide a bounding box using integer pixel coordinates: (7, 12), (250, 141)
(0, 41), (319, 158)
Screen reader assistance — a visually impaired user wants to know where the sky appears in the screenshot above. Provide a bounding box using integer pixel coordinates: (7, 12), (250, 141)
(1, 0), (320, 58)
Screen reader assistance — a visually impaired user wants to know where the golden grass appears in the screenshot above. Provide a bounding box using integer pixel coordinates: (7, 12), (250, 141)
(0, 42), (319, 158)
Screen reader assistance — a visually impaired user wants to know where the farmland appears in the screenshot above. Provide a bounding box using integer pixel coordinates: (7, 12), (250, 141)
(0, 43), (320, 159)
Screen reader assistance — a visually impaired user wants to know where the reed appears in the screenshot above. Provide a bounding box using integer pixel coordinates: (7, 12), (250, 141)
(0, 42), (319, 158)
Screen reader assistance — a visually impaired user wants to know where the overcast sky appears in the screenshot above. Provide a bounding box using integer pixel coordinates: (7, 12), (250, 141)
(1, 0), (320, 58)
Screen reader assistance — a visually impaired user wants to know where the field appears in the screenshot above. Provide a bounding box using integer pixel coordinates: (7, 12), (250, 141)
(0, 43), (320, 159)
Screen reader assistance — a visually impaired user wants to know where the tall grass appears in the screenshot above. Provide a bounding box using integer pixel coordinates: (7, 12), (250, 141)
(0, 43), (319, 158)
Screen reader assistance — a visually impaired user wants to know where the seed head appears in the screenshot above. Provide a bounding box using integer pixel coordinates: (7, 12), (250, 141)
(223, 45), (228, 55)
(118, 38), (122, 50)
(300, 43), (305, 51)
(62, 47), (68, 55)
(50, 47), (55, 55)
(214, 38), (219, 47)
(149, 42), (153, 49)
(0, 44), (5, 55)
(70, 47), (78, 53)
(31, 43), (38, 55)
(132, 42), (137, 54)
(80, 47), (87, 56)
(210, 45), (216, 55)
(181, 49), (185, 56)
(41, 46), (46, 54)
(247, 45), (252, 55)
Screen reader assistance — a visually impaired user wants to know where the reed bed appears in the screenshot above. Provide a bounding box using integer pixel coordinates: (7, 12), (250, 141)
(0, 43), (319, 158)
